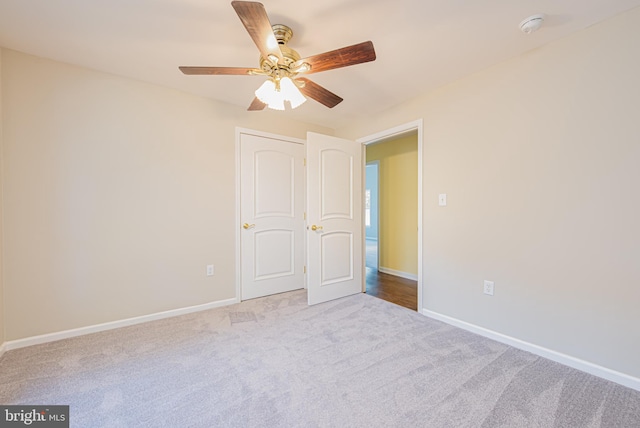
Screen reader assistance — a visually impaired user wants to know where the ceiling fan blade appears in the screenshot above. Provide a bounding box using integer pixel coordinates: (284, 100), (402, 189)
(179, 66), (257, 75)
(297, 78), (343, 108)
(231, 1), (283, 63)
(297, 41), (376, 74)
(248, 97), (267, 111)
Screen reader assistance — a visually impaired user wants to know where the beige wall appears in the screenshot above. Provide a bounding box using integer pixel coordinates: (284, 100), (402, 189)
(0, 48), (331, 341)
(366, 134), (418, 276)
(338, 7), (640, 378)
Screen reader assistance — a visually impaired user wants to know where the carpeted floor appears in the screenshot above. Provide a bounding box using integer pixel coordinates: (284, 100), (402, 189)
(1, 290), (639, 427)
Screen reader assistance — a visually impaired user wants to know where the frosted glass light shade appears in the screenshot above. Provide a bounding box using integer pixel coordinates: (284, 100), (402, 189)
(280, 77), (306, 109)
(255, 79), (276, 104)
(268, 94), (285, 110)
(255, 77), (306, 110)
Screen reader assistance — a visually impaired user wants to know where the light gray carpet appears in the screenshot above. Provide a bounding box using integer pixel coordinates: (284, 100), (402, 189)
(1, 290), (639, 427)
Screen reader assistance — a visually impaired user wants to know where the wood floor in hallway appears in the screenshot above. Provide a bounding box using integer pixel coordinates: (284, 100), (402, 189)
(365, 267), (417, 311)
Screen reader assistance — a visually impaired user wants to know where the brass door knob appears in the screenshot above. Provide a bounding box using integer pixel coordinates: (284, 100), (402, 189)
(243, 223), (255, 229)
(310, 225), (323, 231)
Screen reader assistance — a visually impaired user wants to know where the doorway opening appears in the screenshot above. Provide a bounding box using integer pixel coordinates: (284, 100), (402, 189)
(365, 162), (379, 271)
(359, 121), (423, 312)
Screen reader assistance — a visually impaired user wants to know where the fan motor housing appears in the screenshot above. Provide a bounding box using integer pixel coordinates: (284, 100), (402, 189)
(259, 24), (301, 72)
(272, 24), (293, 44)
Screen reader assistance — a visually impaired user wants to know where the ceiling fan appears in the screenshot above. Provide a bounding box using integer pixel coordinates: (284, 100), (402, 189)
(179, 1), (376, 111)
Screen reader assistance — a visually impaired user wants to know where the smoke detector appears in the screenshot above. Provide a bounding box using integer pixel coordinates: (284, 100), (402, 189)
(520, 14), (545, 34)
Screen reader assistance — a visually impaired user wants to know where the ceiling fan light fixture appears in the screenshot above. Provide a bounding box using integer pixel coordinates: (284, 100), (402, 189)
(255, 79), (276, 104)
(268, 95), (285, 111)
(255, 77), (306, 110)
(288, 94), (306, 109)
(280, 77), (307, 108)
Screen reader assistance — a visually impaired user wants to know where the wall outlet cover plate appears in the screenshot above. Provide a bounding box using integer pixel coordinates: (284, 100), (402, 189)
(484, 280), (494, 295)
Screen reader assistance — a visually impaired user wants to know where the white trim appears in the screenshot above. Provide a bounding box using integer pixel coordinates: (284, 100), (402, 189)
(235, 127), (306, 146)
(358, 119), (423, 311)
(378, 266), (418, 281)
(235, 128), (243, 303)
(422, 309), (640, 392)
(361, 144), (366, 293)
(3, 297), (238, 352)
(0, 342), (6, 359)
(356, 120), (423, 145)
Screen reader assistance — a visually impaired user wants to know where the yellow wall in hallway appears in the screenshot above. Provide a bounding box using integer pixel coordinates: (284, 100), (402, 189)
(366, 134), (418, 276)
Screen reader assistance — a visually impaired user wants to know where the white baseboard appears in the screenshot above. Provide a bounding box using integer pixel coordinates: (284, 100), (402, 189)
(3, 297), (239, 352)
(422, 309), (640, 392)
(0, 341), (6, 359)
(378, 266), (418, 281)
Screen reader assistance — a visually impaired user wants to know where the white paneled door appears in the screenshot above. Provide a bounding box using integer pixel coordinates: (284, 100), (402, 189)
(306, 132), (363, 305)
(240, 133), (305, 300)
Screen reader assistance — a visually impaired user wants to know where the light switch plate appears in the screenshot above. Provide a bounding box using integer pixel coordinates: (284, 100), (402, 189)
(439, 194), (447, 206)
(206, 265), (214, 276)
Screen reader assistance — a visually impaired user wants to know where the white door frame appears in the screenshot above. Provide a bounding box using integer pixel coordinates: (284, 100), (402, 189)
(235, 127), (306, 301)
(357, 119), (423, 312)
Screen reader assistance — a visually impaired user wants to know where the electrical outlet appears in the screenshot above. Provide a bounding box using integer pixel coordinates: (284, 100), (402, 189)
(483, 280), (494, 296)
(206, 265), (214, 276)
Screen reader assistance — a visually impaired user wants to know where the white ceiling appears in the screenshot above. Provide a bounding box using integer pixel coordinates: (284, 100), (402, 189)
(1, 0), (639, 129)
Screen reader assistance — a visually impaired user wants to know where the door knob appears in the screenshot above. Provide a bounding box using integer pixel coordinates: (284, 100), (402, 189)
(243, 223), (255, 229)
(310, 225), (323, 231)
